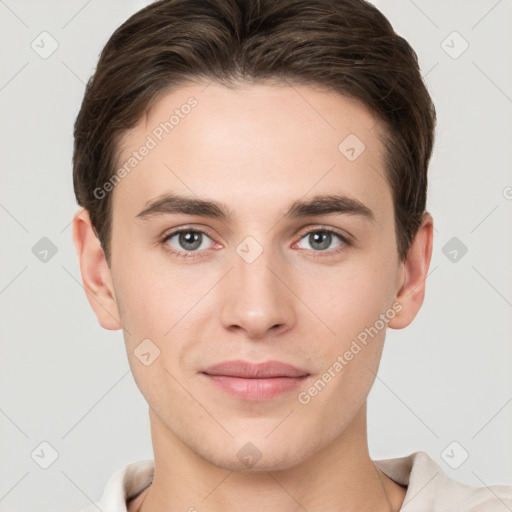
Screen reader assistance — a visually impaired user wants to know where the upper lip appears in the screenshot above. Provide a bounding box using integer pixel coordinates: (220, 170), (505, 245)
(201, 360), (309, 378)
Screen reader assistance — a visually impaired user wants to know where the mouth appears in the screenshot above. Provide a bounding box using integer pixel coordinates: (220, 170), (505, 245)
(199, 360), (311, 401)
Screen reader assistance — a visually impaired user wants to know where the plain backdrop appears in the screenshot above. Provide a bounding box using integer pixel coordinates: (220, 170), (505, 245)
(1, 0), (511, 511)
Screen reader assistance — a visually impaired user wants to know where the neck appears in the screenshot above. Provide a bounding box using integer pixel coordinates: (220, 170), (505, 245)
(134, 404), (405, 512)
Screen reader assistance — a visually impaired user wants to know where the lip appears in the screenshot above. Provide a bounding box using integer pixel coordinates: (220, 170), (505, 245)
(201, 360), (309, 378)
(200, 360), (310, 401)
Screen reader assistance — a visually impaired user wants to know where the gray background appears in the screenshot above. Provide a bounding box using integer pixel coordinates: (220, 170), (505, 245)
(1, 0), (511, 510)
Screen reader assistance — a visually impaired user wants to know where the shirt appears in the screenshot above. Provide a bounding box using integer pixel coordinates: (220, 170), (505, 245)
(78, 451), (512, 511)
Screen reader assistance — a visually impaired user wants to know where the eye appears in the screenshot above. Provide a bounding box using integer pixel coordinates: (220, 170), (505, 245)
(162, 229), (214, 257)
(295, 229), (350, 254)
(160, 226), (350, 260)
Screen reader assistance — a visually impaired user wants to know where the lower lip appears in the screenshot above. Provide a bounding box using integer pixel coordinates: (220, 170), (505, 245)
(202, 374), (309, 401)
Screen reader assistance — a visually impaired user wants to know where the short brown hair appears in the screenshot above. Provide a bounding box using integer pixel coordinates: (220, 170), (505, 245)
(73, 0), (436, 265)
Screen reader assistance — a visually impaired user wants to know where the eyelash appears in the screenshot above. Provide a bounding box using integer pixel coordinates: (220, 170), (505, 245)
(160, 225), (352, 260)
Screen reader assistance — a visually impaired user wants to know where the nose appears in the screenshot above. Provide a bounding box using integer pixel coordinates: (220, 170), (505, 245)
(219, 244), (296, 339)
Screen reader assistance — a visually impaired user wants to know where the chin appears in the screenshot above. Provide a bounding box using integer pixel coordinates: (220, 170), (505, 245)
(191, 435), (315, 473)
(209, 451), (308, 473)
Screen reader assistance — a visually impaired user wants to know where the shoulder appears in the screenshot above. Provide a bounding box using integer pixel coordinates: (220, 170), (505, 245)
(374, 451), (512, 511)
(75, 459), (154, 512)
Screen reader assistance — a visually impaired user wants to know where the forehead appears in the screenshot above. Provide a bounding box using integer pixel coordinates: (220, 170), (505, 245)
(112, 81), (392, 224)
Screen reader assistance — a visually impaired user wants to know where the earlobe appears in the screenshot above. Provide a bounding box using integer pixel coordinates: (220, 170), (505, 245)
(388, 212), (434, 330)
(72, 208), (123, 330)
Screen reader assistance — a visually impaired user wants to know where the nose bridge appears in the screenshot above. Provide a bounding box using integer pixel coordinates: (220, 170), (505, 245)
(219, 236), (296, 337)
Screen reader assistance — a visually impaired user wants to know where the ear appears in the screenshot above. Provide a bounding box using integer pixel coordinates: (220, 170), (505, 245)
(72, 207), (122, 330)
(388, 212), (434, 330)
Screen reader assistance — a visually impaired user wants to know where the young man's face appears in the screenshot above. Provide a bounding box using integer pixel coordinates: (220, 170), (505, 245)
(74, 82), (432, 471)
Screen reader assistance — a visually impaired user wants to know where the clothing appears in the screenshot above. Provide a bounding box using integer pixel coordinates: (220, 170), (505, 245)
(78, 451), (512, 511)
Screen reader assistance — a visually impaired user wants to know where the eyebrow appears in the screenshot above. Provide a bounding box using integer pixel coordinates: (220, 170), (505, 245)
(135, 192), (375, 223)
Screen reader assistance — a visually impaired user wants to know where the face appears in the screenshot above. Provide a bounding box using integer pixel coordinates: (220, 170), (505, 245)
(94, 82), (411, 471)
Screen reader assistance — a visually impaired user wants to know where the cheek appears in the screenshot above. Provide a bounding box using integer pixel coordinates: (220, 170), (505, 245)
(297, 252), (397, 405)
(303, 257), (397, 337)
(112, 249), (202, 336)
(299, 315), (386, 423)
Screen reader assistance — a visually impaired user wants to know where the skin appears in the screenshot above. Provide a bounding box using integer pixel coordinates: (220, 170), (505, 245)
(73, 82), (433, 512)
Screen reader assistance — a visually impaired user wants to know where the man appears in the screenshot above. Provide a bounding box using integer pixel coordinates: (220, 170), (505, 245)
(71, 0), (512, 510)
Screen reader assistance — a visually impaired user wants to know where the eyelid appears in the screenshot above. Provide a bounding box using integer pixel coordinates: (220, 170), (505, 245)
(294, 224), (353, 244)
(161, 224), (217, 243)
